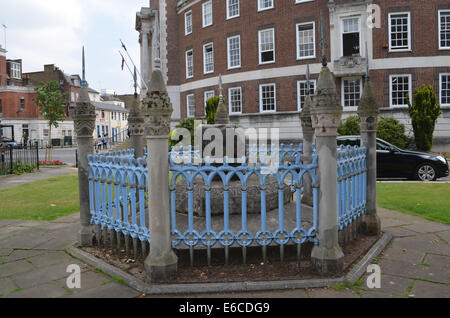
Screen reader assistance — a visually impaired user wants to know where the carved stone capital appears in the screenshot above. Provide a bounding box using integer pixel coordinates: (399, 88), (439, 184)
(142, 91), (173, 137)
(128, 99), (145, 137)
(311, 112), (341, 137)
(358, 80), (379, 133)
(300, 95), (314, 132)
(73, 88), (95, 138)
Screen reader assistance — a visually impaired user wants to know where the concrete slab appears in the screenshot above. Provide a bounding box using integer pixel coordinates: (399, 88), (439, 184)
(5, 283), (69, 298)
(0, 277), (19, 295)
(54, 270), (112, 295)
(423, 254), (450, 269)
(410, 280), (450, 298)
(66, 282), (140, 298)
(0, 248), (13, 256)
(381, 246), (426, 263)
(307, 288), (361, 298)
(403, 222), (450, 234)
(3, 249), (45, 263)
(390, 234), (450, 255)
(379, 259), (449, 284)
(436, 231), (450, 243)
(26, 251), (75, 268)
(387, 227), (419, 238)
(0, 259), (35, 278)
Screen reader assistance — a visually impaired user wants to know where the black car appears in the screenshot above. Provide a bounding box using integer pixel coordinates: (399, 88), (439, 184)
(337, 136), (449, 181)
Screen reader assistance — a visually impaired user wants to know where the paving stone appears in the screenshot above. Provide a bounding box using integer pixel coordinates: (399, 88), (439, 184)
(54, 270), (112, 294)
(436, 231), (450, 243)
(0, 228), (54, 249)
(379, 259), (449, 284)
(386, 227), (419, 238)
(382, 246), (426, 263)
(403, 222), (450, 234)
(66, 282), (140, 298)
(390, 234), (450, 256)
(14, 220), (52, 228)
(5, 282), (68, 298)
(11, 261), (85, 289)
(51, 213), (80, 224)
(307, 287), (361, 298)
(0, 259), (35, 278)
(0, 220), (22, 228)
(410, 280), (450, 298)
(26, 251), (75, 268)
(0, 277), (19, 295)
(3, 249), (45, 263)
(380, 218), (413, 229)
(0, 248), (13, 256)
(359, 290), (405, 298)
(423, 254), (450, 269)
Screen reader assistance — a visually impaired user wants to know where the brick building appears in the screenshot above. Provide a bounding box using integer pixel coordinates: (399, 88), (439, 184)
(137, 0), (450, 151)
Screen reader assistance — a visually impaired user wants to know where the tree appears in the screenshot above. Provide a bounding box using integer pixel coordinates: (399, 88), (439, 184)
(338, 116), (360, 136)
(407, 85), (441, 152)
(205, 96), (220, 125)
(34, 81), (67, 161)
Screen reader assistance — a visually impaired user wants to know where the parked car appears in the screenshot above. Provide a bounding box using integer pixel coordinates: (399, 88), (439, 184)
(0, 137), (23, 149)
(337, 136), (449, 181)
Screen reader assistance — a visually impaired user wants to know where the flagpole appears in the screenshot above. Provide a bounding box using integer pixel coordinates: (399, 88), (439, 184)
(119, 39), (148, 90)
(2, 24), (6, 50)
(119, 51), (141, 90)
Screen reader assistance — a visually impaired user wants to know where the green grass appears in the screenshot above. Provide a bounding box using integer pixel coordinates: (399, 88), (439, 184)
(377, 183), (450, 225)
(0, 174), (79, 221)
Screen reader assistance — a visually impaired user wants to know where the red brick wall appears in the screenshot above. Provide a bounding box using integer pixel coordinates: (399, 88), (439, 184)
(0, 90), (40, 119)
(0, 55), (6, 86)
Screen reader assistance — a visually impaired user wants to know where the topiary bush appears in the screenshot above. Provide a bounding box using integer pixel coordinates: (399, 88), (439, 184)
(407, 84), (442, 152)
(338, 116), (361, 136)
(171, 117), (196, 147)
(377, 118), (407, 149)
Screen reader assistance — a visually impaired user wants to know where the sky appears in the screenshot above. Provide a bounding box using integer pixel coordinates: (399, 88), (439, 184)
(0, 0), (149, 94)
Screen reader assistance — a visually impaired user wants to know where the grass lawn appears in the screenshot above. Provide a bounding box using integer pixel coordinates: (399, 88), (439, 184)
(377, 183), (450, 225)
(0, 174), (79, 221)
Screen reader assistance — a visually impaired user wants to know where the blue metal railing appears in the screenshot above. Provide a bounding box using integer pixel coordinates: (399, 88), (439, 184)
(88, 153), (149, 257)
(337, 145), (367, 230)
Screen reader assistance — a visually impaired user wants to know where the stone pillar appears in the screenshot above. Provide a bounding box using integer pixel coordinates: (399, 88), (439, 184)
(142, 68), (177, 282)
(310, 66), (344, 275)
(140, 24), (152, 97)
(300, 94), (314, 206)
(74, 87), (96, 246)
(128, 94), (145, 158)
(358, 79), (381, 236)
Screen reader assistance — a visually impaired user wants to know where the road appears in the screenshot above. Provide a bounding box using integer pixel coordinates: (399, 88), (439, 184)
(39, 147), (78, 166)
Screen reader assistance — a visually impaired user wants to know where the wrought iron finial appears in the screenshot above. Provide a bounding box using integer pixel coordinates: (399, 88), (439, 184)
(153, 12), (161, 70)
(306, 64), (311, 95)
(81, 46), (86, 88)
(365, 42), (370, 83)
(320, 10), (328, 67)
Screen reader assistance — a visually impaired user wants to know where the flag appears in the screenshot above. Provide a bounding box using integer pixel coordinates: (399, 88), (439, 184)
(121, 55), (125, 71)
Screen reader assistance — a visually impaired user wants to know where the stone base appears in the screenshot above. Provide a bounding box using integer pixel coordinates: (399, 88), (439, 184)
(176, 176), (293, 217)
(144, 250), (178, 283)
(78, 225), (94, 247)
(311, 245), (344, 276)
(360, 213), (381, 236)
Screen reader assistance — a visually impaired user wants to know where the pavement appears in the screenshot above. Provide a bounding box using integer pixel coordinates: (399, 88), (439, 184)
(0, 166), (78, 190)
(0, 169), (448, 298)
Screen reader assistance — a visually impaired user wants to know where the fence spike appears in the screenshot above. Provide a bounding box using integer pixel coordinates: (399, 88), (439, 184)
(125, 235), (130, 257)
(116, 232), (122, 255)
(190, 246), (194, 267)
(96, 225), (102, 246)
(110, 229), (114, 252)
(297, 243), (302, 271)
(133, 237), (138, 261)
(207, 246), (211, 268)
(242, 246), (247, 267)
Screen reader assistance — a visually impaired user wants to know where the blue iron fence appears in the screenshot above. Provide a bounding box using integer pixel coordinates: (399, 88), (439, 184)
(169, 144), (319, 266)
(87, 153), (148, 258)
(337, 145), (367, 230)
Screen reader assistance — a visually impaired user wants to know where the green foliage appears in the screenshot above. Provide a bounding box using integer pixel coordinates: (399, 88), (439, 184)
(407, 85), (442, 152)
(171, 118), (196, 146)
(35, 81), (67, 129)
(12, 162), (36, 175)
(205, 96), (222, 125)
(377, 118), (407, 149)
(338, 116), (361, 136)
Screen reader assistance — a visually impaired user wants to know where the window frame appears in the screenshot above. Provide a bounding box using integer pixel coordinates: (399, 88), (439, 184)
(439, 10), (450, 50)
(228, 87), (243, 114)
(439, 73), (450, 107)
(202, 0), (213, 28)
(258, 0), (274, 12)
(296, 22), (316, 60)
(203, 42), (214, 75)
(185, 49), (194, 79)
(258, 28), (276, 65)
(204, 90), (215, 115)
(297, 79), (316, 111)
(187, 94), (196, 118)
(259, 83), (277, 113)
(227, 35), (241, 70)
(10, 62), (21, 79)
(389, 74), (412, 108)
(185, 10), (193, 35)
(226, 0), (240, 20)
(340, 16), (361, 57)
(388, 12), (412, 52)
(341, 77), (363, 109)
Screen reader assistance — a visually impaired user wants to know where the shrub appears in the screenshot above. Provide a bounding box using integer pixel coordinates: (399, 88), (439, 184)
(12, 162), (36, 175)
(407, 85), (442, 152)
(338, 116), (360, 136)
(171, 117), (196, 147)
(377, 118), (407, 149)
(205, 96), (220, 125)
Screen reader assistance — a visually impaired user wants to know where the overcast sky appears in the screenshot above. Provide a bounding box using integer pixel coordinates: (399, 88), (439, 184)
(0, 0), (149, 94)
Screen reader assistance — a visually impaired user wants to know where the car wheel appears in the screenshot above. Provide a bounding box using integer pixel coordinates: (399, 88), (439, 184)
(415, 163), (437, 181)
